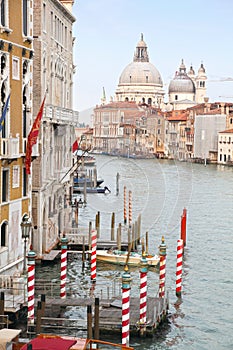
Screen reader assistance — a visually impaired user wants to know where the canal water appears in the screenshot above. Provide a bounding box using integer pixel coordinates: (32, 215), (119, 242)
(36, 155), (233, 350)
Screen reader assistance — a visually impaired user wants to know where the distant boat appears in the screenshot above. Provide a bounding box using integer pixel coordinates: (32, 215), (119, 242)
(73, 150), (96, 166)
(73, 176), (104, 187)
(96, 249), (159, 267)
(73, 186), (111, 194)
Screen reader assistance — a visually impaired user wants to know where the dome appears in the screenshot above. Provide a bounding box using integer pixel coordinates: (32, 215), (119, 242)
(169, 77), (195, 93)
(169, 59), (195, 93)
(119, 61), (163, 86)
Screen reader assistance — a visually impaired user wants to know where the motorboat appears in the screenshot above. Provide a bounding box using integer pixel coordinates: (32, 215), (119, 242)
(96, 249), (159, 267)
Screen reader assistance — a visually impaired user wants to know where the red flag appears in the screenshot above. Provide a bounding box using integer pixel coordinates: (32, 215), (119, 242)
(72, 139), (79, 153)
(25, 96), (46, 174)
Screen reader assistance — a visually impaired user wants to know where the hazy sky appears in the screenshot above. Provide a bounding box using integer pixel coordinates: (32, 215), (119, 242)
(72, 0), (233, 112)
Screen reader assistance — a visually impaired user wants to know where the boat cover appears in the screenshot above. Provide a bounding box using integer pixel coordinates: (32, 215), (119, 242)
(21, 337), (77, 350)
(0, 328), (21, 350)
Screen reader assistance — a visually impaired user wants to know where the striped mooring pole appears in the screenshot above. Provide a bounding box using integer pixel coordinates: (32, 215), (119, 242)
(60, 235), (68, 299)
(128, 190), (132, 228)
(139, 251), (148, 335)
(176, 239), (183, 298)
(124, 186), (127, 224)
(180, 208), (187, 247)
(27, 248), (36, 325)
(91, 229), (97, 281)
(159, 236), (167, 298)
(122, 265), (132, 347)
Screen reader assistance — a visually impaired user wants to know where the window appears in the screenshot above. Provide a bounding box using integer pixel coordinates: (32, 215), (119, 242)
(175, 95), (178, 100)
(2, 169), (9, 202)
(42, 3), (46, 32)
(1, 221), (7, 247)
(0, 0), (8, 28)
(23, 0), (28, 36)
(22, 167), (28, 196)
(12, 57), (20, 80)
(12, 166), (20, 188)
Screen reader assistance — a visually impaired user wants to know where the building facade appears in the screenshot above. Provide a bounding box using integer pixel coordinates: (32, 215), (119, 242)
(31, 0), (78, 257)
(0, 0), (34, 274)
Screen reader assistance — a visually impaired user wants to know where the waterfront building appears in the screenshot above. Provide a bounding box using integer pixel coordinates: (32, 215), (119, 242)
(218, 129), (233, 165)
(194, 113), (226, 162)
(31, 0), (78, 257)
(0, 0), (34, 274)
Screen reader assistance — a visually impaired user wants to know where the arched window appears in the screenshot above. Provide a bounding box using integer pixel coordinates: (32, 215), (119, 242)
(1, 221), (8, 247)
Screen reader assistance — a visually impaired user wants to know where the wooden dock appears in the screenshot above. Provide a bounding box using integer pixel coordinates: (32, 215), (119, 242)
(34, 295), (168, 338)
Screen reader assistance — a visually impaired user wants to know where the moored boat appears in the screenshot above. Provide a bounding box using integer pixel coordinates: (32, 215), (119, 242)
(96, 249), (159, 267)
(1, 330), (134, 350)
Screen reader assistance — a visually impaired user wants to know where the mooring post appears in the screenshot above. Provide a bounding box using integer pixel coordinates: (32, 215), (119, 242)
(145, 231), (148, 255)
(116, 172), (120, 196)
(27, 248), (37, 326)
(176, 239), (183, 298)
(91, 229), (97, 282)
(82, 236), (85, 271)
(139, 249), (148, 337)
(124, 186), (127, 224)
(128, 190), (132, 228)
(180, 208), (187, 247)
(60, 234), (68, 299)
(159, 236), (167, 298)
(87, 304), (92, 339)
(0, 292), (4, 326)
(122, 265), (132, 347)
(94, 298), (100, 340)
(41, 294), (46, 315)
(111, 212), (115, 241)
(88, 221), (92, 253)
(137, 214), (141, 245)
(35, 301), (42, 335)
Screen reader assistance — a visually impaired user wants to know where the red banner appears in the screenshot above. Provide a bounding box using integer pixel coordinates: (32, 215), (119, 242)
(25, 96), (46, 174)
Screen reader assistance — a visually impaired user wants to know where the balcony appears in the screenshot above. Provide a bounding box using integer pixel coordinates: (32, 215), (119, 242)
(0, 136), (20, 160)
(45, 105), (79, 126)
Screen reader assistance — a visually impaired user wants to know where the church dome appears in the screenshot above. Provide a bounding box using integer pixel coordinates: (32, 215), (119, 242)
(119, 61), (163, 86)
(169, 59), (195, 94)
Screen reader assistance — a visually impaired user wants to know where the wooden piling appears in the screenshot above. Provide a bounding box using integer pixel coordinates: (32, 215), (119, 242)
(35, 301), (42, 335)
(88, 221), (92, 251)
(116, 172), (120, 196)
(94, 298), (100, 340)
(145, 232), (148, 255)
(87, 304), (92, 339)
(137, 214), (141, 245)
(111, 212), (115, 241)
(0, 292), (4, 327)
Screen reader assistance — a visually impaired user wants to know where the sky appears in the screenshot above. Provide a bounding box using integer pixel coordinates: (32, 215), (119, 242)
(72, 0), (233, 115)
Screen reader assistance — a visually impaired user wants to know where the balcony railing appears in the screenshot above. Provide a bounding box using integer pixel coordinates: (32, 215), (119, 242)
(45, 105), (79, 125)
(0, 136), (20, 158)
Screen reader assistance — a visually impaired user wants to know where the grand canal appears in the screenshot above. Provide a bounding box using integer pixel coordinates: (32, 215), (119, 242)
(36, 155), (233, 350)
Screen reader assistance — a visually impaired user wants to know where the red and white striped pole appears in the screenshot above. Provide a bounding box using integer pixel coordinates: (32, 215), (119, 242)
(176, 239), (183, 298)
(159, 236), (167, 298)
(128, 190), (132, 228)
(124, 186), (127, 225)
(122, 265), (131, 347)
(139, 252), (148, 335)
(27, 248), (36, 325)
(60, 235), (68, 299)
(180, 208), (187, 247)
(91, 229), (97, 281)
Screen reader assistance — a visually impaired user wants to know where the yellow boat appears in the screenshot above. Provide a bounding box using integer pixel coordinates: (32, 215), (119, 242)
(96, 249), (159, 267)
